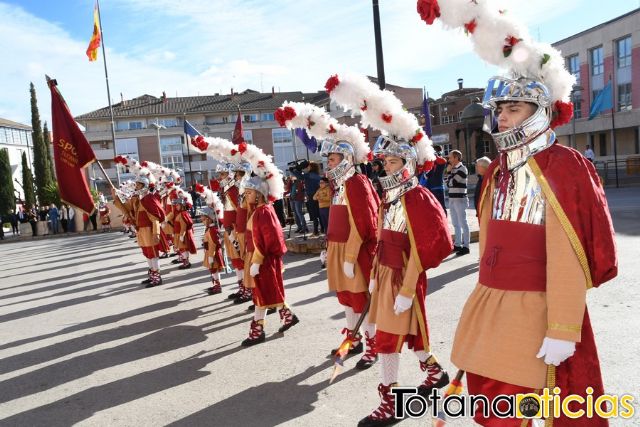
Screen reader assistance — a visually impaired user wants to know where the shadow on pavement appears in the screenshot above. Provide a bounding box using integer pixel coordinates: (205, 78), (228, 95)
(0, 344), (245, 426)
(167, 359), (359, 427)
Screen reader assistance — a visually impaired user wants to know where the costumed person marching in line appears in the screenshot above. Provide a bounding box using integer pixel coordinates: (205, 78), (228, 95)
(111, 161), (166, 288)
(327, 73), (453, 426)
(159, 169), (183, 259)
(99, 202), (111, 232)
(276, 100), (380, 369)
(196, 183), (226, 295)
(231, 161), (254, 305)
(170, 191), (197, 269)
(218, 162), (250, 302)
(418, 2), (618, 426)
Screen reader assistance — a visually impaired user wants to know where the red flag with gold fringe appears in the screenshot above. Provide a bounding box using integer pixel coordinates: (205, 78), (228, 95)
(48, 77), (97, 214)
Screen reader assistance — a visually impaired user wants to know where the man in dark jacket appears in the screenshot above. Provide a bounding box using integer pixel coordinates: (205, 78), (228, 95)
(424, 145), (448, 214)
(290, 161), (321, 235)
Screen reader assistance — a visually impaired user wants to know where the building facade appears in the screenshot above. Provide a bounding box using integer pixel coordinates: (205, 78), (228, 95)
(553, 8), (640, 173)
(0, 118), (34, 202)
(75, 89), (330, 192)
(426, 79), (494, 169)
(76, 81), (424, 193)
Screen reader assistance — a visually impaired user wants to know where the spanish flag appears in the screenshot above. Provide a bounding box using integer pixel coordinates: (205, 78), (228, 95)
(86, 2), (101, 61)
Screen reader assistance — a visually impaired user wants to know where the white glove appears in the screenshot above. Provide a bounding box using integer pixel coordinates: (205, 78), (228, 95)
(250, 263), (260, 277)
(180, 234), (185, 242)
(368, 279), (376, 294)
(394, 294), (413, 315)
(536, 337), (576, 366)
(343, 261), (355, 279)
(208, 256), (214, 265)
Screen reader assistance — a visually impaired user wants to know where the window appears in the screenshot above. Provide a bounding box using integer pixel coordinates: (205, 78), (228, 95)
(590, 47), (603, 76)
(261, 113), (275, 121)
(157, 118), (178, 128)
(566, 55), (581, 85)
(592, 89), (602, 106)
(272, 128), (292, 144)
(617, 36), (631, 68)
(100, 140), (111, 149)
(116, 120), (144, 131)
(618, 83), (632, 111)
(160, 136), (183, 153)
(441, 144), (452, 155)
(598, 133), (607, 156)
(243, 114), (258, 122)
(572, 91), (582, 119)
(162, 154), (183, 170)
(440, 115), (456, 125)
(483, 139), (492, 156)
(115, 138), (138, 174)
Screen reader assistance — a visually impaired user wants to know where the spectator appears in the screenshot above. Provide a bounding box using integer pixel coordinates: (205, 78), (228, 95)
(423, 145), (447, 214)
(83, 212), (90, 231)
(584, 144), (595, 163)
(49, 204), (59, 234)
(60, 205), (68, 232)
(446, 150), (470, 256)
(8, 209), (18, 235)
(98, 191), (106, 204)
(38, 206), (49, 235)
(67, 205), (76, 232)
(474, 157), (491, 215)
(369, 159), (384, 198)
(313, 177), (332, 234)
(89, 205), (98, 231)
(28, 209), (37, 236)
(99, 202), (111, 232)
(17, 207), (27, 224)
(289, 176), (307, 233)
(290, 161), (321, 236)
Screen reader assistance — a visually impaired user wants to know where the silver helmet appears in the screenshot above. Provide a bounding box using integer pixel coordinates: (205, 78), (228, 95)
(243, 176), (269, 200)
(215, 162), (236, 190)
(134, 174), (151, 197)
(319, 139), (355, 183)
(196, 206), (218, 221)
(372, 135), (418, 191)
(482, 76), (552, 154)
(233, 161), (252, 189)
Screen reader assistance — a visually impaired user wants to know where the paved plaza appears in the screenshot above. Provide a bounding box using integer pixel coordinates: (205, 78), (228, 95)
(0, 187), (638, 426)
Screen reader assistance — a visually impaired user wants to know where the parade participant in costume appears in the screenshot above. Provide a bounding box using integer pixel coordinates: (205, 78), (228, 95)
(141, 161), (172, 258)
(231, 161), (254, 304)
(111, 161), (166, 288)
(171, 190), (197, 269)
(327, 73), (453, 426)
(276, 101), (379, 369)
(418, 2), (618, 425)
(190, 137), (253, 303)
(99, 202), (111, 232)
(159, 168), (183, 258)
(196, 183), (227, 295)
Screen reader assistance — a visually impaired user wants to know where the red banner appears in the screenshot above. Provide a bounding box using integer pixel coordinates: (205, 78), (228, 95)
(232, 108), (244, 145)
(48, 78), (97, 214)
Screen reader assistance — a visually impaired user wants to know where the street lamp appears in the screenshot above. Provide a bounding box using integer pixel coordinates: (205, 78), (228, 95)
(150, 121), (166, 169)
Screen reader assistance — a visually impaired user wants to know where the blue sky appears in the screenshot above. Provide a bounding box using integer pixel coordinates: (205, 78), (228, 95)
(0, 0), (636, 126)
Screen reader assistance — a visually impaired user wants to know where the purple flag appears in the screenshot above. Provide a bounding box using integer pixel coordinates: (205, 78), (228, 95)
(295, 128), (318, 153)
(422, 91), (432, 137)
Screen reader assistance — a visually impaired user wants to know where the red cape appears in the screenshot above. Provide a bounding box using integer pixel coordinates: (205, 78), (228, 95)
(480, 143), (617, 288)
(179, 210), (197, 254)
(345, 173), (380, 280)
(140, 193), (165, 223)
(403, 185), (453, 271)
(479, 142), (616, 426)
(251, 205), (287, 305)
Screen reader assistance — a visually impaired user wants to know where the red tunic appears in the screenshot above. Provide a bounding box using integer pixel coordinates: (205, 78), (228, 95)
(247, 204), (287, 307)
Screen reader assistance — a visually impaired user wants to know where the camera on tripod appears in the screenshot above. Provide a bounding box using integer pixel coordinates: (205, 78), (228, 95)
(287, 159), (309, 172)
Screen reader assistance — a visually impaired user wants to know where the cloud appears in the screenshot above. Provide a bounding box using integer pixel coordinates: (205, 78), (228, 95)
(0, 0), (582, 126)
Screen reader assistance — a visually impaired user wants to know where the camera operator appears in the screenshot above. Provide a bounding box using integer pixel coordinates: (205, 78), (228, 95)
(288, 160), (321, 236)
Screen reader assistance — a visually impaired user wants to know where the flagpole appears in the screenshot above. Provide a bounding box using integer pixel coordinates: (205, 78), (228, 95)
(184, 113), (194, 187)
(95, 0), (120, 187)
(610, 41), (620, 188)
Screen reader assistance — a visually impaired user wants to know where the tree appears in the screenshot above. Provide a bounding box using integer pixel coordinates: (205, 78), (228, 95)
(30, 82), (54, 205)
(0, 149), (15, 215)
(43, 121), (56, 180)
(21, 151), (36, 208)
